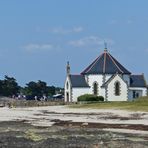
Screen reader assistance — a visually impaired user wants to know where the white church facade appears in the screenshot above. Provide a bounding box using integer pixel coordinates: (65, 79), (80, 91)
(64, 48), (147, 102)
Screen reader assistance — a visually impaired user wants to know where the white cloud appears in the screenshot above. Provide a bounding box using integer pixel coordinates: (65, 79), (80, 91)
(23, 43), (54, 52)
(48, 26), (84, 34)
(73, 27), (84, 32)
(109, 19), (133, 25)
(69, 36), (115, 47)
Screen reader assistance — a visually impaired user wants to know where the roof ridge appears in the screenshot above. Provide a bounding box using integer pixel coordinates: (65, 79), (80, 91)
(81, 50), (131, 75)
(103, 52), (106, 73)
(81, 57), (98, 74)
(83, 52), (104, 74)
(107, 53), (124, 73)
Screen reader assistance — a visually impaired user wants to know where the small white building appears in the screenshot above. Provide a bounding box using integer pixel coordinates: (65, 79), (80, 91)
(64, 48), (147, 102)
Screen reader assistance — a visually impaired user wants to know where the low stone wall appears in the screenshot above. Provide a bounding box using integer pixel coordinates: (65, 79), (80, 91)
(0, 100), (67, 107)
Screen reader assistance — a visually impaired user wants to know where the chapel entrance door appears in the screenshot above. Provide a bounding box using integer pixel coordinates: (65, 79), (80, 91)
(66, 92), (69, 102)
(133, 91), (136, 98)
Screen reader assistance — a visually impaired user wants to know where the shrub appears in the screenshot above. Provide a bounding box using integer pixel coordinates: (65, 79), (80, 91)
(77, 94), (104, 102)
(98, 96), (104, 101)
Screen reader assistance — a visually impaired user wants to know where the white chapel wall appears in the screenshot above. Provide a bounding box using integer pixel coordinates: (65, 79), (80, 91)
(107, 75), (128, 101)
(72, 88), (90, 102)
(87, 75), (103, 96)
(87, 74), (112, 97)
(64, 76), (72, 102)
(101, 87), (106, 99)
(128, 87), (147, 100)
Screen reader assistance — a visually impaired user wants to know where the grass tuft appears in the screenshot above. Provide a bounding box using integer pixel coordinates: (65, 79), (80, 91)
(25, 130), (43, 141)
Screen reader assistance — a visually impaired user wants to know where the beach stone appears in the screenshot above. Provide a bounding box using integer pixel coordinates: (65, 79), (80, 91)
(81, 122), (88, 126)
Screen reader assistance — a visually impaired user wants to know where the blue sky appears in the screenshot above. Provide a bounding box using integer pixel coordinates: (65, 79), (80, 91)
(0, 0), (148, 87)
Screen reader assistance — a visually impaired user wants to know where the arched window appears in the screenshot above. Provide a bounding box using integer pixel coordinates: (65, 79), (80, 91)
(93, 82), (98, 95)
(115, 81), (120, 96)
(66, 82), (69, 89)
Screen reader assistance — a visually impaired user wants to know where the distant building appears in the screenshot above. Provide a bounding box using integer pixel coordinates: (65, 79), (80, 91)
(64, 47), (147, 102)
(53, 94), (63, 99)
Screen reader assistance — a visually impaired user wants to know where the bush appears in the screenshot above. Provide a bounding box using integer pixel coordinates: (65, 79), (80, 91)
(77, 94), (104, 102)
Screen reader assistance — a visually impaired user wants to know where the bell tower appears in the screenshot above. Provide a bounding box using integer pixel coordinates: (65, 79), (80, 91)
(104, 42), (108, 52)
(66, 61), (70, 75)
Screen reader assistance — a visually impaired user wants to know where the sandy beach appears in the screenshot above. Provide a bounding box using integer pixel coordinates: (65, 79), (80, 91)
(0, 105), (148, 147)
(0, 105), (148, 134)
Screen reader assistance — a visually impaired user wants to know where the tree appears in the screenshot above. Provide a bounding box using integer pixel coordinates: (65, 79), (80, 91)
(23, 80), (63, 98)
(0, 75), (20, 97)
(24, 80), (49, 97)
(0, 80), (3, 95)
(47, 86), (56, 96)
(0, 76), (64, 98)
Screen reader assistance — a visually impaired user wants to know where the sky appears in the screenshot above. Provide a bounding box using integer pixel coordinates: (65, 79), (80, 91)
(0, 0), (148, 87)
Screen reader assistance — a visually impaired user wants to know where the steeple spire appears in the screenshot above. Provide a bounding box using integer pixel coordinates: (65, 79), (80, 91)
(66, 61), (70, 75)
(104, 42), (108, 52)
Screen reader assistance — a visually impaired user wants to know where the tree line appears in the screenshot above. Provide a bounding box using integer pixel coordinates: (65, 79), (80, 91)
(0, 75), (63, 98)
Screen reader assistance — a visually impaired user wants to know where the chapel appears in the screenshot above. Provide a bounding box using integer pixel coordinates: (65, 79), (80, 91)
(64, 47), (147, 102)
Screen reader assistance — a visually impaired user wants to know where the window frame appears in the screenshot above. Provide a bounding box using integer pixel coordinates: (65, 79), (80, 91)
(66, 82), (69, 89)
(114, 81), (120, 96)
(93, 82), (98, 95)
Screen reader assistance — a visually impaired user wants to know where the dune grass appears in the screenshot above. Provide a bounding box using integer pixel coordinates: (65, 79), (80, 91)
(70, 96), (148, 112)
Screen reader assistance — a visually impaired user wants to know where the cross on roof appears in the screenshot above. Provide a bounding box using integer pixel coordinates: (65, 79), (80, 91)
(104, 42), (108, 52)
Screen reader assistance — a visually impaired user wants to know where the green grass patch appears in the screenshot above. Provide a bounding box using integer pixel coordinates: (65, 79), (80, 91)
(25, 130), (43, 141)
(70, 96), (148, 112)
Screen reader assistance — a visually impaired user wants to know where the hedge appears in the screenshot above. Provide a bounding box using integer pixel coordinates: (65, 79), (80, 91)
(77, 94), (104, 102)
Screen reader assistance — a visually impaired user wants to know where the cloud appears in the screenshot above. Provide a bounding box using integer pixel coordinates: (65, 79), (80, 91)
(109, 19), (133, 25)
(23, 43), (54, 53)
(48, 26), (84, 34)
(69, 36), (115, 47)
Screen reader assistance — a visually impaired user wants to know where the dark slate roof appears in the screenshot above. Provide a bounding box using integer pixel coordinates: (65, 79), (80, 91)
(81, 50), (131, 75)
(130, 75), (147, 87)
(69, 75), (89, 88)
